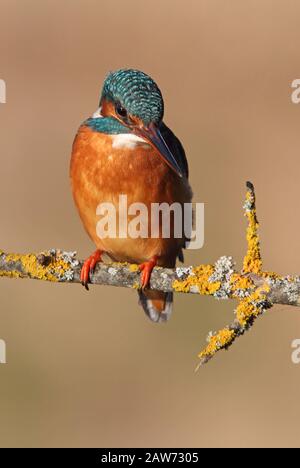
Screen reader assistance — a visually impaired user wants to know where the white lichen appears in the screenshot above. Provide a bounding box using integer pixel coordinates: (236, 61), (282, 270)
(63, 269), (74, 281)
(209, 256), (235, 300)
(282, 277), (300, 303)
(176, 266), (194, 279)
(206, 331), (215, 343)
(108, 267), (118, 277)
(234, 288), (251, 298)
(243, 199), (254, 213)
(61, 251), (79, 268)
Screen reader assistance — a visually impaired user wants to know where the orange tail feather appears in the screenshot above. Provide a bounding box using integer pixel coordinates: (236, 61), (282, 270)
(138, 290), (173, 323)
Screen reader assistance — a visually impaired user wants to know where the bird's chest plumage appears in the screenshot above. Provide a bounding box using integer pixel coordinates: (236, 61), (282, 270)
(70, 125), (191, 263)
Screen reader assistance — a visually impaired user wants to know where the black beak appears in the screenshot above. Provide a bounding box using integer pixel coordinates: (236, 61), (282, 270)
(136, 123), (183, 178)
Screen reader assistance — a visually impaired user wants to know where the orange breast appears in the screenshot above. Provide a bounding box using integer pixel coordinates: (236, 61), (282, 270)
(70, 125), (192, 265)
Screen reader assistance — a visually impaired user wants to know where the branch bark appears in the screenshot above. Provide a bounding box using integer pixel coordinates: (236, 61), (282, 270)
(0, 249), (299, 305)
(0, 182), (299, 368)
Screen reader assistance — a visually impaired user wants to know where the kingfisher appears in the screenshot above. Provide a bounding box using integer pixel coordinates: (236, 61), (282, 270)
(70, 69), (193, 322)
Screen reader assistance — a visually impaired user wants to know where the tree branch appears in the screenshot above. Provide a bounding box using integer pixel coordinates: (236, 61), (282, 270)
(0, 182), (299, 368)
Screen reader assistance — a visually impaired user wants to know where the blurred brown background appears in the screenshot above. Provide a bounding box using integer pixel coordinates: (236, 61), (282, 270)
(0, 0), (299, 448)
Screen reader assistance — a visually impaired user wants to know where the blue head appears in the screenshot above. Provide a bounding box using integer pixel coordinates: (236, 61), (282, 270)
(101, 69), (164, 126)
(92, 69), (183, 177)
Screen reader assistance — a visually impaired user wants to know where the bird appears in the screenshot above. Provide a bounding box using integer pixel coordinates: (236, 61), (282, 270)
(70, 69), (193, 322)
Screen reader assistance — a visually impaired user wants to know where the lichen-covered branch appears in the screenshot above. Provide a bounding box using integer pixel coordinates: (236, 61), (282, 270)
(0, 182), (299, 368)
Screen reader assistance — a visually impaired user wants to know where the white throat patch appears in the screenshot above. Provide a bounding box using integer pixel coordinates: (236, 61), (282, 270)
(92, 107), (150, 149)
(111, 133), (150, 149)
(92, 107), (103, 118)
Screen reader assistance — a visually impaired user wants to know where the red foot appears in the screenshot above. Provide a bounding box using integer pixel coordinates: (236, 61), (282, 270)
(80, 250), (103, 290)
(139, 256), (158, 289)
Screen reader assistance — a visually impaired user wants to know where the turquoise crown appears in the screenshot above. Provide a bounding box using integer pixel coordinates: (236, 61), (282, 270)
(101, 69), (164, 125)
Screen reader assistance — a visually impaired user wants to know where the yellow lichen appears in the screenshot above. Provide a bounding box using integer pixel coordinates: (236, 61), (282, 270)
(198, 328), (235, 360)
(0, 269), (23, 279)
(235, 285), (270, 327)
(230, 273), (253, 291)
(243, 190), (262, 274)
(3, 252), (70, 282)
(173, 264), (221, 295)
(261, 271), (281, 280)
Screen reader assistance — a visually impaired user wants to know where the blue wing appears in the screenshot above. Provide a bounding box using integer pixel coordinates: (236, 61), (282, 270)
(160, 122), (190, 262)
(160, 122), (189, 179)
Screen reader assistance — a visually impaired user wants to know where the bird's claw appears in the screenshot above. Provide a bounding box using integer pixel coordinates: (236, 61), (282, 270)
(138, 256), (158, 289)
(80, 250), (103, 290)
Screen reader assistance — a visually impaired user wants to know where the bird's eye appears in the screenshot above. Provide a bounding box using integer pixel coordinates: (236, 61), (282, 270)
(115, 104), (127, 118)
